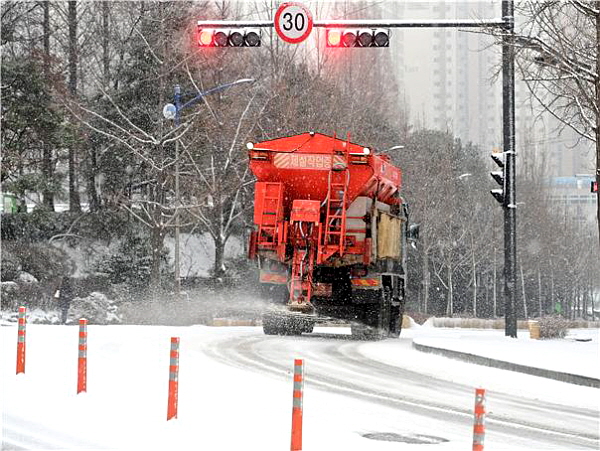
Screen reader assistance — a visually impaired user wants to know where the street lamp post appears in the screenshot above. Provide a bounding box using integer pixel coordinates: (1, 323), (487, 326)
(164, 78), (255, 298)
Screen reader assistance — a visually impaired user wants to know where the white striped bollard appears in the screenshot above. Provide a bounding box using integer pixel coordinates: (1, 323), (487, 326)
(16, 306), (26, 374)
(77, 319), (88, 394)
(291, 358), (304, 451)
(472, 388), (486, 451)
(167, 337), (180, 421)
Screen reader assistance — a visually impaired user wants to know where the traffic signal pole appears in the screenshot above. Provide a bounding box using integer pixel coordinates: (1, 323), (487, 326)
(501, 0), (518, 338)
(198, 2), (518, 337)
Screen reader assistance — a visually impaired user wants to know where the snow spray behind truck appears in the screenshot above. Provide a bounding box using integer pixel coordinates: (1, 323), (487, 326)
(247, 132), (417, 339)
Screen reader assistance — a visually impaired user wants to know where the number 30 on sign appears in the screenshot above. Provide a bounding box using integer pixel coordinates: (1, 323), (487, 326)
(274, 2), (313, 44)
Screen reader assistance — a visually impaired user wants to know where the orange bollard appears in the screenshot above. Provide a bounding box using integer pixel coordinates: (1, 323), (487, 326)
(167, 337), (180, 421)
(290, 359), (304, 451)
(16, 306), (26, 374)
(472, 388), (486, 451)
(77, 319), (88, 394)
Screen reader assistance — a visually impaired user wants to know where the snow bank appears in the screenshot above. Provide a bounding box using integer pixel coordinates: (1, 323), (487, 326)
(411, 327), (599, 379)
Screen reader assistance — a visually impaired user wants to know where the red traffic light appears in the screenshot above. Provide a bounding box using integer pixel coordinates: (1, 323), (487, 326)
(199, 29), (214, 46)
(326, 29), (341, 47)
(592, 181), (598, 193)
(325, 28), (390, 47)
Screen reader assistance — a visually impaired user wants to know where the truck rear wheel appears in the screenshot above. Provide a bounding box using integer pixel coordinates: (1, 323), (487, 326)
(351, 288), (391, 340)
(302, 319), (315, 333)
(388, 305), (401, 338)
(263, 312), (283, 335)
(263, 312), (300, 335)
(388, 278), (406, 338)
(350, 322), (384, 340)
(262, 312), (314, 335)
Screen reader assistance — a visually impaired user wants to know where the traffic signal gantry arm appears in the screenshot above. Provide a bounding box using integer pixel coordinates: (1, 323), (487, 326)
(197, 18), (508, 48)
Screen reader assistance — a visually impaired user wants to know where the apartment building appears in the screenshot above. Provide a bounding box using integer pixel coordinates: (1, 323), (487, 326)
(387, 1), (502, 151)
(386, 1), (593, 183)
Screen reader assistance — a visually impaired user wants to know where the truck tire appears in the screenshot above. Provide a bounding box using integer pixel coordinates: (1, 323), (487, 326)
(388, 305), (401, 338)
(350, 322), (384, 340)
(388, 280), (406, 338)
(262, 312), (308, 336)
(381, 286), (392, 336)
(302, 319), (315, 334)
(261, 285), (295, 335)
(384, 286), (403, 338)
(262, 312), (282, 335)
(351, 289), (391, 340)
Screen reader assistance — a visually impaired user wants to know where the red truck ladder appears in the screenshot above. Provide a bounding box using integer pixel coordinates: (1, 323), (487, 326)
(320, 155), (349, 263)
(256, 182), (283, 248)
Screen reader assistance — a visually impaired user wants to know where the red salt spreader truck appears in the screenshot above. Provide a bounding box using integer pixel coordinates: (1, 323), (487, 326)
(247, 132), (417, 339)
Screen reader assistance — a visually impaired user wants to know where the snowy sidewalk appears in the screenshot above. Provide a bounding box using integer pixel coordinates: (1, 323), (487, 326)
(410, 326), (599, 387)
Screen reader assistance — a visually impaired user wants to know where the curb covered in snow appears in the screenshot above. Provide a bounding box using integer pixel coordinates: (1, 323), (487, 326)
(211, 318), (258, 327)
(412, 341), (600, 389)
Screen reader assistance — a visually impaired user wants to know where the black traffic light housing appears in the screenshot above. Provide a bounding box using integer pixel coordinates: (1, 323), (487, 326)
(490, 151), (506, 205)
(198, 28), (262, 47)
(326, 28), (390, 48)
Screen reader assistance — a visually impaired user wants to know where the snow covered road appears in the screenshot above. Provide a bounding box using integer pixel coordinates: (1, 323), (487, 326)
(2, 324), (599, 450)
(205, 327), (599, 449)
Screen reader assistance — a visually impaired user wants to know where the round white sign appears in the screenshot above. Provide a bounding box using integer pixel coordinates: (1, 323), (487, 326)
(163, 103), (177, 120)
(274, 2), (313, 44)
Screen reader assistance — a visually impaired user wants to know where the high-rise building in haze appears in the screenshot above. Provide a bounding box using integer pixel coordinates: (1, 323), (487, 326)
(383, 0), (596, 223)
(387, 1), (502, 152)
(386, 1), (594, 180)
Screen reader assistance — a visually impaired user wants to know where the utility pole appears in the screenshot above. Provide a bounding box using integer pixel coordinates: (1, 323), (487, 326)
(174, 85), (182, 299)
(502, 0), (518, 338)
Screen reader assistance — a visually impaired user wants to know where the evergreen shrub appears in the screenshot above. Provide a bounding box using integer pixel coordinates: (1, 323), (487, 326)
(68, 292), (121, 325)
(94, 226), (171, 298)
(538, 315), (568, 339)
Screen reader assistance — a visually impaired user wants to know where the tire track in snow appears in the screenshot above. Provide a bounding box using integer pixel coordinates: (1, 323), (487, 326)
(336, 340), (599, 444)
(2, 413), (104, 450)
(203, 329), (599, 450)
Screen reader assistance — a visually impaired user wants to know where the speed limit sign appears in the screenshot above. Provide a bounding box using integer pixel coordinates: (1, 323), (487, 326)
(274, 2), (313, 44)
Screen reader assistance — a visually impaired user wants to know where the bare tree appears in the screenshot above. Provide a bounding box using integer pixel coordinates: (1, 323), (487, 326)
(182, 90), (268, 279)
(396, 130), (497, 317)
(57, 2), (195, 289)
